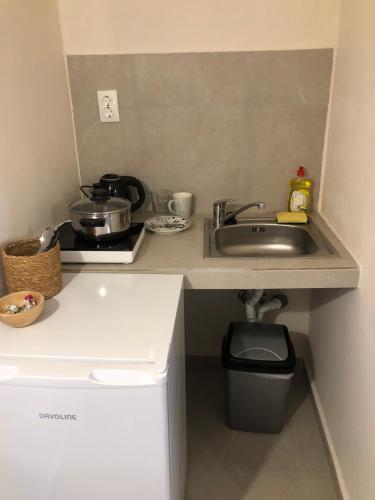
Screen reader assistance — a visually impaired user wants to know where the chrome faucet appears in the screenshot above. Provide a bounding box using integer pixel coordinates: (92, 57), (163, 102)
(213, 199), (265, 229)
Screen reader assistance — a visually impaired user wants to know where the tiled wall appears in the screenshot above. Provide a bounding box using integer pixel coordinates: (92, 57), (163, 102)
(68, 49), (332, 213)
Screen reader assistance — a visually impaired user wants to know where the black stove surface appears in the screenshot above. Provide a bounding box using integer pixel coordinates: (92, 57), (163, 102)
(59, 222), (144, 252)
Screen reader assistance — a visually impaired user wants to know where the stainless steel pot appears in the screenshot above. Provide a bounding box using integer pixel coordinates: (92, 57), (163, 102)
(69, 189), (132, 241)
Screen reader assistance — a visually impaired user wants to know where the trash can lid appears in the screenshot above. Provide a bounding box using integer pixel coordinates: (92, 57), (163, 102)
(222, 322), (295, 374)
(230, 323), (288, 361)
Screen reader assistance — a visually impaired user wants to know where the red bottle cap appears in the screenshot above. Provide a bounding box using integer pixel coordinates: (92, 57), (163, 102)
(297, 166), (305, 177)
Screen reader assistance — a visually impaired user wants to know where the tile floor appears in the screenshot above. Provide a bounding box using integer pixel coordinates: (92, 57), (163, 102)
(185, 357), (338, 500)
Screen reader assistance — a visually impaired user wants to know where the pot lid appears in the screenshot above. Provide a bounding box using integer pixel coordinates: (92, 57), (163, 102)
(70, 189), (131, 215)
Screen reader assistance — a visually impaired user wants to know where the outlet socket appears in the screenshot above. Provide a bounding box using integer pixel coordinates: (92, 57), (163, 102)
(97, 90), (120, 122)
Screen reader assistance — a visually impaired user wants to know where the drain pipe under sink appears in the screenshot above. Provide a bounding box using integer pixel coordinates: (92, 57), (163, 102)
(238, 290), (288, 323)
(257, 294), (289, 322)
(239, 289), (264, 322)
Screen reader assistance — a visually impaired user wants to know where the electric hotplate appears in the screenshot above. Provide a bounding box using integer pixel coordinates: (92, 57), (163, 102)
(59, 222), (145, 264)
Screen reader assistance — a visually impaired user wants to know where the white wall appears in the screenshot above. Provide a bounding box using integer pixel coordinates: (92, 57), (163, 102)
(310, 0), (375, 498)
(0, 0), (79, 289)
(58, 0), (339, 54)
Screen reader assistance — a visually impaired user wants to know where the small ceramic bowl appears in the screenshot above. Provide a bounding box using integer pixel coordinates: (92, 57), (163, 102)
(0, 291), (44, 328)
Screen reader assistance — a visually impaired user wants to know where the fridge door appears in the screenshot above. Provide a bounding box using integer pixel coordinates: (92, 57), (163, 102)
(0, 273), (185, 500)
(0, 367), (171, 500)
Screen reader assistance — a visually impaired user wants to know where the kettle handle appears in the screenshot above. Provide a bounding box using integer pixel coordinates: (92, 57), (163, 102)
(121, 176), (145, 211)
(80, 185), (92, 198)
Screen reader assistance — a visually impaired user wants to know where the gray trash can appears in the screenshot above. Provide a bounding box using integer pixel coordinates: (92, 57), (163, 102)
(222, 322), (296, 433)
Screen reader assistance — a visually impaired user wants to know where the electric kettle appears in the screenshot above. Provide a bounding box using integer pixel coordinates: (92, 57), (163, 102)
(81, 173), (145, 211)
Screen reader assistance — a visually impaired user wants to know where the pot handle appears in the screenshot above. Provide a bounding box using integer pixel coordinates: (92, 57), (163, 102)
(121, 176), (145, 212)
(79, 218), (106, 227)
(80, 185), (93, 198)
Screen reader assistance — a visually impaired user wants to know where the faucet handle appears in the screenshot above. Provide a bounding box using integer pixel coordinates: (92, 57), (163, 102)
(213, 198), (234, 209)
(213, 199), (234, 227)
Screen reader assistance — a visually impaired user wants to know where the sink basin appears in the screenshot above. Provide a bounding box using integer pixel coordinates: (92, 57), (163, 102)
(204, 218), (336, 259)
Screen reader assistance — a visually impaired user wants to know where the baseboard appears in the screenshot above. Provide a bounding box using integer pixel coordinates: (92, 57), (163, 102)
(306, 370), (350, 500)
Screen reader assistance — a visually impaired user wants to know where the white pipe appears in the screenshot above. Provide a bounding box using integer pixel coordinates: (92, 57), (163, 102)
(245, 289), (264, 322)
(257, 298), (283, 322)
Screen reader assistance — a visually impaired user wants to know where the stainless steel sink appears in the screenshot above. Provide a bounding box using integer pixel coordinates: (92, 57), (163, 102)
(204, 218), (337, 259)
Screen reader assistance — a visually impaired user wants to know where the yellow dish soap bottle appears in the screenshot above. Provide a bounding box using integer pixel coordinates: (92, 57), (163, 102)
(288, 166), (312, 213)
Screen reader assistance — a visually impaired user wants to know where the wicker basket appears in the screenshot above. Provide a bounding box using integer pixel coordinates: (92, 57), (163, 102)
(2, 239), (62, 299)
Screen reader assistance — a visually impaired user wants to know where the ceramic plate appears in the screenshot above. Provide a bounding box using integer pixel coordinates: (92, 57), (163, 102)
(145, 215), (192, 235)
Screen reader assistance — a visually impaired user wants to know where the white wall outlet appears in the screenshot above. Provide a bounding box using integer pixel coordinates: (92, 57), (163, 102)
(97, 90), (120, 122)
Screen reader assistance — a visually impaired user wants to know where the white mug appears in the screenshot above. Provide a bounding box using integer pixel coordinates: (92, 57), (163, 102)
(168, 192), (192, 218)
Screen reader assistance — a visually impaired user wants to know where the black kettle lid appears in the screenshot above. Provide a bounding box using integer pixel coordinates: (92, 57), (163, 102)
(100, 173), (121, 182)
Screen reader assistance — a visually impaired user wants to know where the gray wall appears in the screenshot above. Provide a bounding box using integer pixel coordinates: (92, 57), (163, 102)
(67, 49), (332, 213)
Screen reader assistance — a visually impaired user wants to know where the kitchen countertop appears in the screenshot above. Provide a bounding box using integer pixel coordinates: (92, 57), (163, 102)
(62, 213), (359, 289)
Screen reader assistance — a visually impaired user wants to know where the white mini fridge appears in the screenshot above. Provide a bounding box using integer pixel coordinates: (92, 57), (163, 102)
(0, 273), (186, 500)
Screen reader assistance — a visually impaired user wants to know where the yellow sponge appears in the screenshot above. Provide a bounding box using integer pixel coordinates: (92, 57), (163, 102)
(276, 211), (307, 224)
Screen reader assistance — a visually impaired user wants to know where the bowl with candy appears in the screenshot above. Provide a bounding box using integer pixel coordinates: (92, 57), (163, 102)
(0, 291), (44, 328)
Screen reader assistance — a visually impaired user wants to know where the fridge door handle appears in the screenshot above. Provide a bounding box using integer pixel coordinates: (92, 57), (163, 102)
(151, 342), (170, 374)
(88, 369), (165, 387)
(0, 365), (19, 381)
